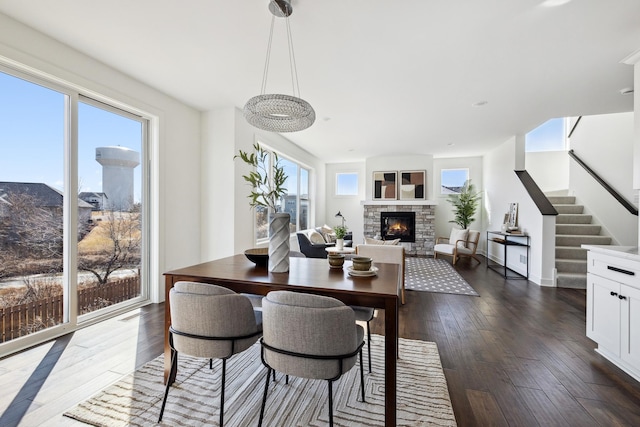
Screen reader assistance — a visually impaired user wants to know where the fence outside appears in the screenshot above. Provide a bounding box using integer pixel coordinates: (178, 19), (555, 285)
(1, 276), (140, 343)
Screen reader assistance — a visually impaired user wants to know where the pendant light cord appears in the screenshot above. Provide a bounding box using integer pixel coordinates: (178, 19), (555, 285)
(260, 11), (301, 98)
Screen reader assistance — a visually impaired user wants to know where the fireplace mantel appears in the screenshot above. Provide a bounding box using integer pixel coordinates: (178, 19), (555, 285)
(361, 200), (438, 206)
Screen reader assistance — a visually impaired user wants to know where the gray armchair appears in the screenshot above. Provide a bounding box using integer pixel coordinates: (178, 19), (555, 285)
(159, 281), (263, 426)
(258, 291), (365, 427)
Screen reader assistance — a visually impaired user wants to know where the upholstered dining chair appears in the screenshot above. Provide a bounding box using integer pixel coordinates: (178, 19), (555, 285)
(258, 291), (366, 427)
(159, 281), (263, 426)
(434, 229), (482, 265)
(355, 244), (406, 304)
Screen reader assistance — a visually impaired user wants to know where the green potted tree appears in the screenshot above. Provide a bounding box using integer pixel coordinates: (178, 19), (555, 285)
(447, 180), (481, 229)
(235, 143), (289, 272)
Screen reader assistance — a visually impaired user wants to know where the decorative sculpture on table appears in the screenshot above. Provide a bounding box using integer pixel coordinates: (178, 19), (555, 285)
(235, 143), (290, 273)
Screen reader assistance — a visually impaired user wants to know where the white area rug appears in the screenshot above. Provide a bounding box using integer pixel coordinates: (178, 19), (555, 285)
(64, 336), (457, 426)
(405, 257), (479, 296)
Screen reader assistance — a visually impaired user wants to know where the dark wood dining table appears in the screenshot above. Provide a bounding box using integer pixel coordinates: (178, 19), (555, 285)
(164, 254), (399, 426)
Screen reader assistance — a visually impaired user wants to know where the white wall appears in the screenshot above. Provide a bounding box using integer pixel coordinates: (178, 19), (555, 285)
(526, 151), (570, 193)
(365, 155), (434, 201)
(325, 162), (367, 243)
(484, 137), (554, 285)
(569, 112), (637, 246)
(432, 157), (484, 242)
(0, 13), (202, 303)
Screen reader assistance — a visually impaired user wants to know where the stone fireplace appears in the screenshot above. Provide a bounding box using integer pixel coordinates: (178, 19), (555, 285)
(363, 201), (436, 256)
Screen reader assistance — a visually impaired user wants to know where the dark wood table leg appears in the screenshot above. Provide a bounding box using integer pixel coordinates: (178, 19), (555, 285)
(385, 297), (398, 426)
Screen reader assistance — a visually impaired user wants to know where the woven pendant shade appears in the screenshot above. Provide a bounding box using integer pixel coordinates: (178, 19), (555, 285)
(244, 94), (315, 133)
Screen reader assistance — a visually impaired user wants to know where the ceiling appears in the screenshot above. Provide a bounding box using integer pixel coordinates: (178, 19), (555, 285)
(1, 0), (638, 163)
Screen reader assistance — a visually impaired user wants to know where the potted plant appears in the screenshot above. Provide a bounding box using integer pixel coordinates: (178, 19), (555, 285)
(235, 143), (289, 272)
(333, 225), (348, 250)
(447, 179), (481, 230)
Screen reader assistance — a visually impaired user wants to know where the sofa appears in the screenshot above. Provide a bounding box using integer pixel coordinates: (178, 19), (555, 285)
(296, 227), (353, 258)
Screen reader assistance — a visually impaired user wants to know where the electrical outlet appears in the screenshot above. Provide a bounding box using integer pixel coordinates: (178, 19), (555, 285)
(520, 254), (527, 264)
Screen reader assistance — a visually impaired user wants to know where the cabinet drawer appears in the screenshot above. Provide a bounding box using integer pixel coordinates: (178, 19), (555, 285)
(588, 252), (640, 289)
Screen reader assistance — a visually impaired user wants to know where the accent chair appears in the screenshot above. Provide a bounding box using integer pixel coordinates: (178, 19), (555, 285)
(434, 229), (482, 265)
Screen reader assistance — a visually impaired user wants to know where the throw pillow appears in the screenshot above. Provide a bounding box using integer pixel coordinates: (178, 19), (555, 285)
(308, 230), (326, 244)
(364, 237), (385, 245)
(449, 228), (469, 248)
(323, 232), (337, 243)
(364, 237), (400, 245)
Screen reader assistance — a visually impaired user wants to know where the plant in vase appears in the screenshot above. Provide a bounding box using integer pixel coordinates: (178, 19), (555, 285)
(334, 225), (348, 250)
(235, 143), (289, 272)
(446, 179), (481, 230)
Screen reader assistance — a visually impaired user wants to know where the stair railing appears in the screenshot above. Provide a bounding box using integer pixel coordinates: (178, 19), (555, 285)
(568, 149), (638, 216)
(514, 170), (558, 215)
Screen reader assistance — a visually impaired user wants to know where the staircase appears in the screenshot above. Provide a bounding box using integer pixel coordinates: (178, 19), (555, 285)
(549, 194), (612, 289)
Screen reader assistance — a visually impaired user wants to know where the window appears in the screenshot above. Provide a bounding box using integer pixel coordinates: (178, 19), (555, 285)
(336, 172), (358, 196)
(0, 67), (150, 354)
(441, 169), (469, 194)
(526, 118), (567, 152)
(254, 144), (311, 243)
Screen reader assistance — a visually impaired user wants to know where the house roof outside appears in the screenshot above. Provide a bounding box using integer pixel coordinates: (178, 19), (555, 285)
(0, 182), (94, 209)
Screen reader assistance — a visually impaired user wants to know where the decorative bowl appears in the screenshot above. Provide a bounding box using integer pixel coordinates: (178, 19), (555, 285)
(328, 253), (345, 269)
(244, 248), (269, 267)
(352, 256), (372, 271)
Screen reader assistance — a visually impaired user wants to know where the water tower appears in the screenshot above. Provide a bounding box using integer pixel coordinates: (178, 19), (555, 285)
(96, 146), (140, 211)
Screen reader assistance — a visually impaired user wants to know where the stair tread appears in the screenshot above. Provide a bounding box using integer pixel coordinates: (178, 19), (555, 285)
(556, 272), (587, 278)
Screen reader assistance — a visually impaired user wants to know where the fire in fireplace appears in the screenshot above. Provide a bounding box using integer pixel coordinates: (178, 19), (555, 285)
(380, 212), (415, 243)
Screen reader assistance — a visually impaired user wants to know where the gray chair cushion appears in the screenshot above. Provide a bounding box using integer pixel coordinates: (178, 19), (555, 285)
(262, 291), (364, 380)
(170, 282), (262, 359)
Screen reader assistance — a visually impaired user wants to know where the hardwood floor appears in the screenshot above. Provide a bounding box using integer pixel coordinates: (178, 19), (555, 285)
(0, 305), (164, 427)
(2, 256), (640, 426)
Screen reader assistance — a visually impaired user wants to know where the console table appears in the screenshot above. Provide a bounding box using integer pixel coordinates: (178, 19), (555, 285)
(486, 231), (530, 279)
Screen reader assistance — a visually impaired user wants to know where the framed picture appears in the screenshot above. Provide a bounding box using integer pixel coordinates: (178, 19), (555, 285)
(508, 203), (518, 227)
(373, 171), (397, 200)
(399, 170), (426, 200)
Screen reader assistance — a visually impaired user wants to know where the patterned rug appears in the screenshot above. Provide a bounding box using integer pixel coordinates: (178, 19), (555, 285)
(64, 336), (457, 426)
(405, 257), (479, 296)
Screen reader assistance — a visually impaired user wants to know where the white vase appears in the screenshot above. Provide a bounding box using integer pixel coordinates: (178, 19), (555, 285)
(268, 212), (290, 273)
(336, 238), (344, 250)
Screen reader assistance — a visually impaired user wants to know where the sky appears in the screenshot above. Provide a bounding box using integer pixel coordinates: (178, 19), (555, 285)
(0, 71), (143, 201)
(525, 117), (566, 152)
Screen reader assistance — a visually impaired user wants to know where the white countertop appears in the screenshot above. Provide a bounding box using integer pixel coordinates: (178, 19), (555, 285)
(582, 245), (640, 261)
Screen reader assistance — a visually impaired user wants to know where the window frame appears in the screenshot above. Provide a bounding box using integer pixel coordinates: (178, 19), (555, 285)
(0, 61), (154, 357)
(335, 172), (359, 197)
(253, 142), (312, 245)
(440, 168), (469, 195)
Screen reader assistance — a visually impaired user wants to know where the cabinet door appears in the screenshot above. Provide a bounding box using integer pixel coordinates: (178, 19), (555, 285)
(587, 273), (621, 356)
(621, 284), (640, 368)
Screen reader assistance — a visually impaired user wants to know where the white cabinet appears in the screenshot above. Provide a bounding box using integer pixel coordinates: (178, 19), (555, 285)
(586, 249), (640, 382)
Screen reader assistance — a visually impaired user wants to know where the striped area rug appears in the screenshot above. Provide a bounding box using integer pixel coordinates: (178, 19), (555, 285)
(405, 257), (479, 296)
(64, 335), (457, 426)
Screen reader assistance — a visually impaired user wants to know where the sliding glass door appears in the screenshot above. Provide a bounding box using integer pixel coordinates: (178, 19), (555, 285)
(0, 67), (149, 354)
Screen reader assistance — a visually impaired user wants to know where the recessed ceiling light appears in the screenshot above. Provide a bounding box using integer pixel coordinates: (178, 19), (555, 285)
(540, 0), (572, 7)
(620, 87), (634, 95)
(472, 101), (488, 107)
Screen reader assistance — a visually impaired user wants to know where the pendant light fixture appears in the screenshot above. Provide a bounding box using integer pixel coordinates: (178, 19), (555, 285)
(243, 0), (315, 133)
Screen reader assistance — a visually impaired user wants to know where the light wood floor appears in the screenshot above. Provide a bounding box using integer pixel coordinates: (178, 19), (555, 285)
(2, 256), (640, 426)
(0, 305), (164, 426)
